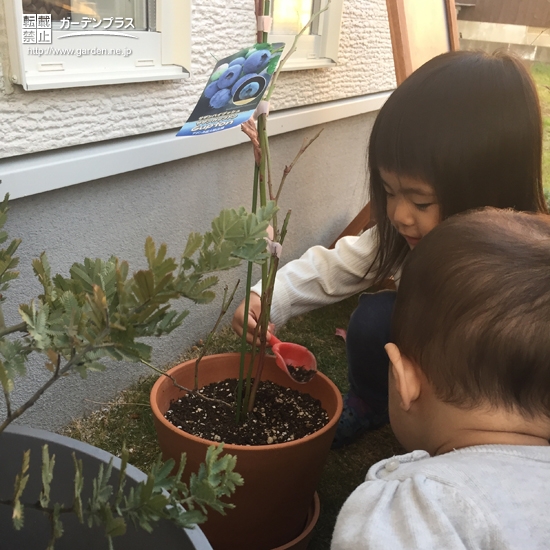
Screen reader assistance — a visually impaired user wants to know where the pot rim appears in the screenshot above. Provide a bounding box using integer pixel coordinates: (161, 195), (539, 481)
(150, 352), (343, 452)
(271, 491), (320, 550)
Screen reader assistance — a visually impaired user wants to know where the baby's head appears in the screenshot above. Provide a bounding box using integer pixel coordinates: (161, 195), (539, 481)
(368, 50), (547, 284)
(387, 208), (550, 454)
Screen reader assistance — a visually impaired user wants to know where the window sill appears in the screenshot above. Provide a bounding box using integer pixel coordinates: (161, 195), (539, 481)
(280, 57), (336, 71)
(0, 91), (392, 200)
(20, 66), (189, 90)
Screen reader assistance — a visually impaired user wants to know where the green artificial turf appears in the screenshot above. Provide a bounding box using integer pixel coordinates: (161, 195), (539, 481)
(531, 62), (550, 196)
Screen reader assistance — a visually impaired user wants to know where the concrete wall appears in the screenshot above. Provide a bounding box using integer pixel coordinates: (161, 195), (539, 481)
(459, 20), (550, 48)
(458, 20), (550, 62)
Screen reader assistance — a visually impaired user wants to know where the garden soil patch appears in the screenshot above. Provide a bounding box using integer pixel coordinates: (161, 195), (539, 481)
(164, 378), (329, 446)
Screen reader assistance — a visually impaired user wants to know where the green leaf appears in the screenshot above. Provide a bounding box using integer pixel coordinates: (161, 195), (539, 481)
(88, 460), (115, 524)
(183, 232), (203, 259)
(115, 446), (129, 508)
(256, 201), (278, 224)
(187, 444), (244, 516)
(0, 361), (13, 393)
(12, 449), (30, 530)
(33, 253), (55, 301)
(51, 503), (64, 547)
(105, 509), (127, 538)
(69, 263), (95, 293)
(72, 453), (84, 524)
(39, 445), (55, 508)
(19, 301), (51, 350)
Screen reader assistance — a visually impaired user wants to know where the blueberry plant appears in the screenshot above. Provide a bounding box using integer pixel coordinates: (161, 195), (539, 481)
(234, 0), (330, 421)
(0, 195), (276, 549)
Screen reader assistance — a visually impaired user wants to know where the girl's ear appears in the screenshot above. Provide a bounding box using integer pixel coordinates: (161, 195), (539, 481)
(385, 343), (422, 411)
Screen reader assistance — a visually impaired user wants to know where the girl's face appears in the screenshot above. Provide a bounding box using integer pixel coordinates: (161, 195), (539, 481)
(380, 169), (441, 248)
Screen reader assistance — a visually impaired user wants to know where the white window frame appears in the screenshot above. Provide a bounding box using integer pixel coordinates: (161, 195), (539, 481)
(2, 0), (191, 90)
(269, 0), (344, 71)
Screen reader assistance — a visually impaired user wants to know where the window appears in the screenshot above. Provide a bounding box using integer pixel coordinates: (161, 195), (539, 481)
(269, 0), (343, 70)
(3, 0), (190, 90)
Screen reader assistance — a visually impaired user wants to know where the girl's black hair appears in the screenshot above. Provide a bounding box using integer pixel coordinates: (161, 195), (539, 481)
(368, 50), (547, 284)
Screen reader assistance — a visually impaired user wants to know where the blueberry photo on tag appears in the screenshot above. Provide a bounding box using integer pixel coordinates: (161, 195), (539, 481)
(177, 43), (283, 137)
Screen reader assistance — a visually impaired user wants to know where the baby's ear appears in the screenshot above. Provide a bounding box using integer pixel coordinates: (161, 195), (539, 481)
(385, 343), (422, 411)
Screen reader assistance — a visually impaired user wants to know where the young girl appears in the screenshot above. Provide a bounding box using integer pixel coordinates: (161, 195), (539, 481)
(232, 50), (547, 448)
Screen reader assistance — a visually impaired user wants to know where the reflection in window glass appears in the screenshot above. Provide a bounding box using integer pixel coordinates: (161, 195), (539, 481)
(272, 0), (321, 35)
(21, 0), (152, 31)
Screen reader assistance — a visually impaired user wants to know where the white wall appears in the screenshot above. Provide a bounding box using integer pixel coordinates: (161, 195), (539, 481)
(0, 0), (395, 158)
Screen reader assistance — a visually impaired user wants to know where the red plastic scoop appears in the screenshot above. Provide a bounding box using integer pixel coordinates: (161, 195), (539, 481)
(269, 335), (317, 384)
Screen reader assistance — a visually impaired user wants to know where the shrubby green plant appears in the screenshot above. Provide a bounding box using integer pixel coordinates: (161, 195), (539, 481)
(0, 194), (276, 548)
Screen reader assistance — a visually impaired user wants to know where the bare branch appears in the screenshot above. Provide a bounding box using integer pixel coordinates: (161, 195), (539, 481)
(141, 360), (234, 410)
(276, 128), (324, 202)
(3, 386), (11, 417)
(0, 331), (111, 433)
(241, 120), (262, 166)
(194, 281), (240, 389)
(0, 321), (27, 338)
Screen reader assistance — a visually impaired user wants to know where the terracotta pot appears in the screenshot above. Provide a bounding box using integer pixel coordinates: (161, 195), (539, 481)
(150, 353), (343, 550)
(272, 492), (320, 550)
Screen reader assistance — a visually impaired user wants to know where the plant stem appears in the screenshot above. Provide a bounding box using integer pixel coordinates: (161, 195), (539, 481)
(257, 115), (268, 206)
(246, 208), (290, 412)
(236, 162), (261, 423)
(259, 115), (276, 233)
(193, 282), (240, 391)
(262, 0), (271, 43)
(266, 0), (331, 102)
(0, 304), (6, 331)
(0, 332), (110, 433)
(240, 0), (328, 416)
(2, 386), (11, 417)
(141, 360), (233, 410)
(236, 263), (254, 424)
(0, 321), (27, 338)
(242, 107), (270, 413)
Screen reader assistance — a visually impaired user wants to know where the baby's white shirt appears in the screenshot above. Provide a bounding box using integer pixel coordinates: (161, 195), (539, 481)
(331, 445), (550, 549)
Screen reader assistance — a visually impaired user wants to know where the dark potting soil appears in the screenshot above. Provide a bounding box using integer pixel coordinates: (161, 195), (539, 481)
(287, 365), (317, 383)
(164, 378), (329, 446)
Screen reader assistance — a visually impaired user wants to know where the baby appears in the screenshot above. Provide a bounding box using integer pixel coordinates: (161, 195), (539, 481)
(332, 208), (550, 549)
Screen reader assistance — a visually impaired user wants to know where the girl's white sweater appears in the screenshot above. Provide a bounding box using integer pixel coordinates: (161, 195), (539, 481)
(251, 226), (400, 329)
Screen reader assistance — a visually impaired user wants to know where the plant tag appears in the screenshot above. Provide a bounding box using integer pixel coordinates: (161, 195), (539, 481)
(253, 100), (270, 121)
(257, 16), (273, 32)
(177, 43), (284, 137)
(266, 239), (282, 258)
